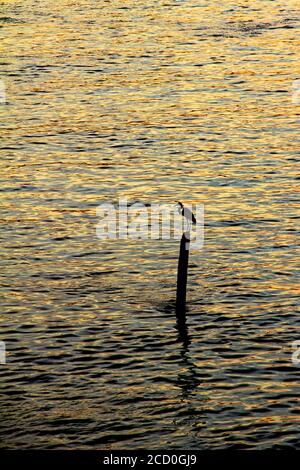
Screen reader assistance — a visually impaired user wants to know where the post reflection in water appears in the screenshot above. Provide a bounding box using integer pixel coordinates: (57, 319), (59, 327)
(175, 306), (200, 401)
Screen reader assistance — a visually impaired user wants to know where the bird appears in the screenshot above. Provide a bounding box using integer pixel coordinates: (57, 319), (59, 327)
(176, 201), (196, 228)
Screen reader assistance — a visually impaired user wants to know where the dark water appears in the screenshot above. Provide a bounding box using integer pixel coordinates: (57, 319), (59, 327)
(0, 0), (300, 449)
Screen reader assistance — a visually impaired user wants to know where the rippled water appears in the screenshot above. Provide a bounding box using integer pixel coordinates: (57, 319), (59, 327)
(1, 0), (300, 450)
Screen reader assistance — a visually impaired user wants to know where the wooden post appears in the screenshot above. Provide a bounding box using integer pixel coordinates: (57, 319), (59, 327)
(176, 231), (190, 315)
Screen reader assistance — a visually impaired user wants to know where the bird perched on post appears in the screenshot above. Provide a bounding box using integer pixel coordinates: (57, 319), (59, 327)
(176, 201), (196, 228)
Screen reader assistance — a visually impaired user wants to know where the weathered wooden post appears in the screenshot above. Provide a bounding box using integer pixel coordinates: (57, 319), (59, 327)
(176, 231), (190, 315)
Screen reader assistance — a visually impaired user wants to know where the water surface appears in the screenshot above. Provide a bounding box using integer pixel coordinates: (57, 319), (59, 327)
(0, 0), (299, 449)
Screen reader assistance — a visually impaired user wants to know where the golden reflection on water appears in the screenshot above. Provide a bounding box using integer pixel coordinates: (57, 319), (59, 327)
(0, 0), (299, 450)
